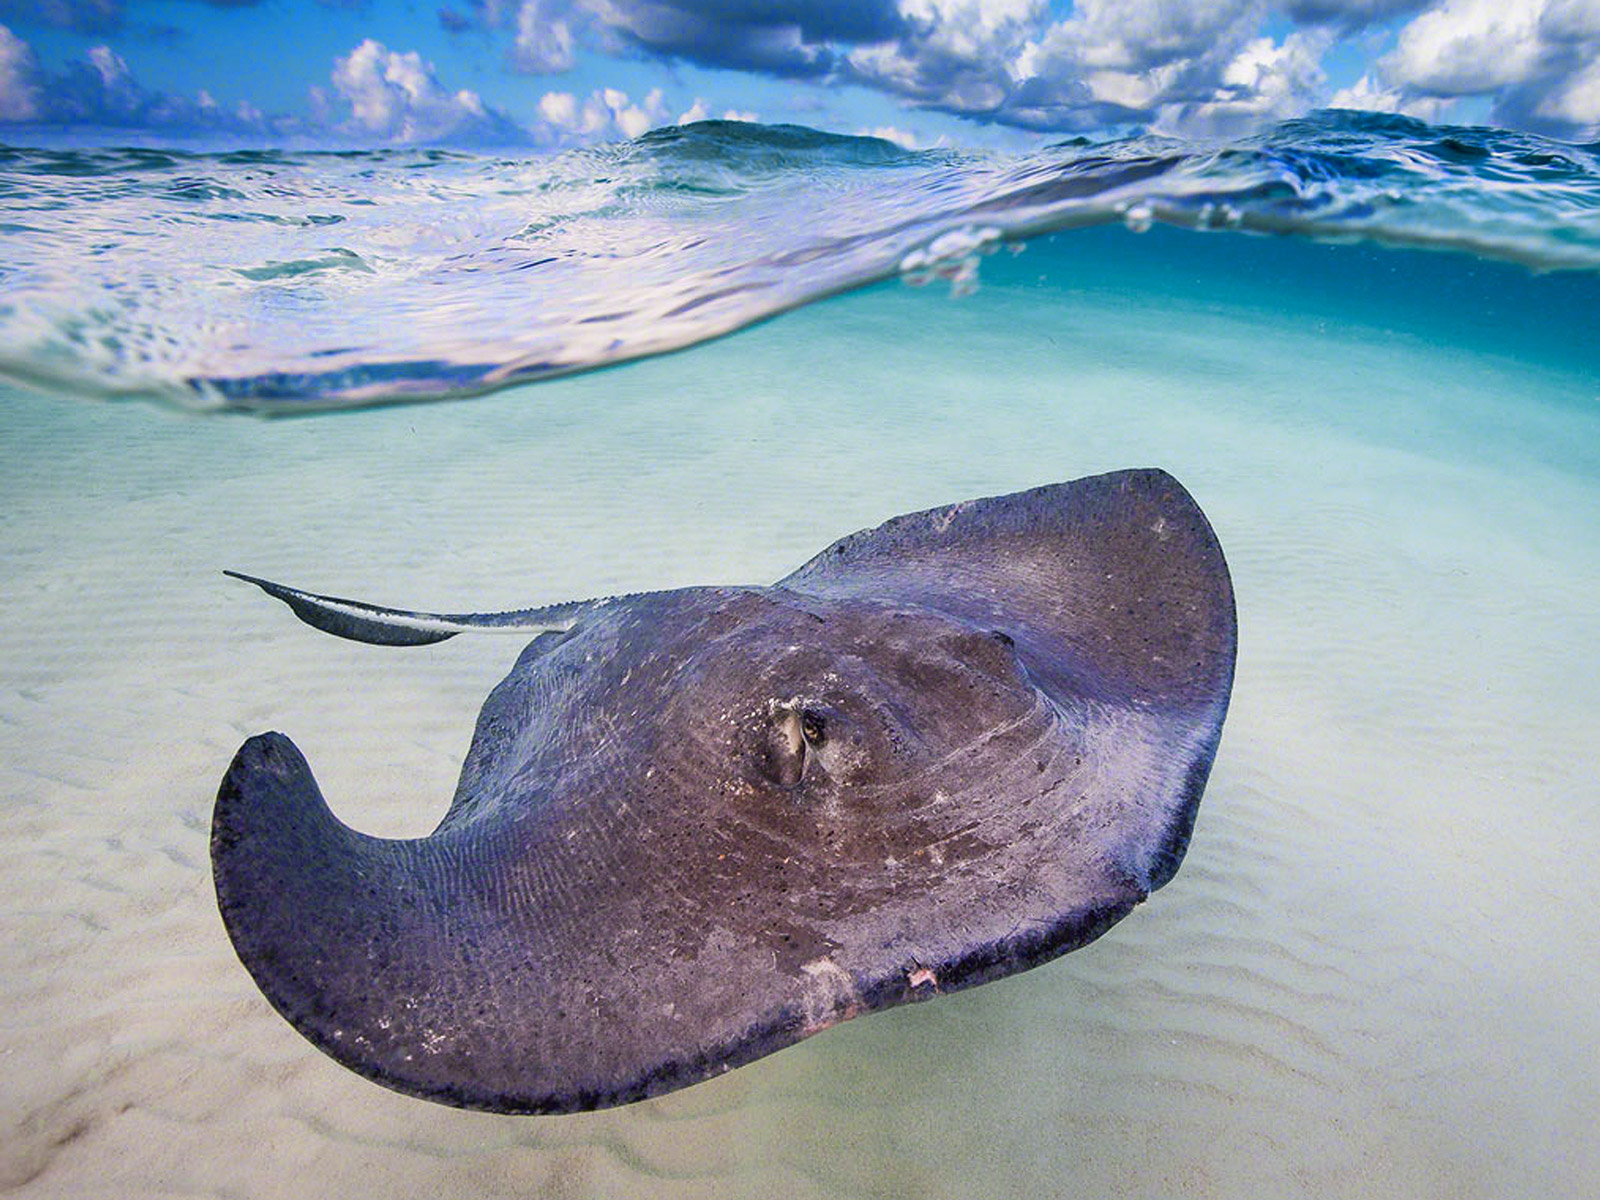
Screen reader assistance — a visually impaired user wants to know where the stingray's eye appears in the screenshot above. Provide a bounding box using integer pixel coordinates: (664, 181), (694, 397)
(800, 709), (827, 748)
(989, 629), (1015, 648)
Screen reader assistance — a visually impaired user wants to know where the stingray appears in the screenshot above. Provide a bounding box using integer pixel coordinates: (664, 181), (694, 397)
(212, 467), (1236, 1114)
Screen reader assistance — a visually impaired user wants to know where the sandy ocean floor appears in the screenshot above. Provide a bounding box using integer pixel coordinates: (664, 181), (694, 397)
(2, 232), (1599, 1198)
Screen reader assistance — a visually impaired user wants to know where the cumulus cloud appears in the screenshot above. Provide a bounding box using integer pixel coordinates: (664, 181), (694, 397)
(1358, 0), (1600, 137)
(329, 38), (526, 143)
(847, 0), (1046, 116)
(1157, 29), (1335, 135)
(1010, 0), (1274, 128)
(0, 21), (677, 147)
(348, 0), (1600, 146)
(1328, 71), (1456, 121)
(88, 42), (129, 87)
(0, 26), (279, 130)
(1048, 0), (1260, 76)
(838, 0), (1315, 133)
(538, 89), (580, 127)
(857, 123), (921, 147)
(461, 0), (1600, 138)
(859, 0), (1600, 136)
(1542, 57), (1600, 128)
(0, 26), (533, 145)
(613, 86), (669, 135)
(513, 0), (577, 71)
(10, 0), (1600, 144)
(535, 84), (670, 141)
(0, 23), (40, 121)
(1385, 0), (1546, 96)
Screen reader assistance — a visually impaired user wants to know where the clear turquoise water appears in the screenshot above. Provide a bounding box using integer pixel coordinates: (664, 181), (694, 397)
(1, 118), (1598, 1196)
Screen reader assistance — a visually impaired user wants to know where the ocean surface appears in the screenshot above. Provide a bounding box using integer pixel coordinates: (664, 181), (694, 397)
(2, 110), (1598, 1197)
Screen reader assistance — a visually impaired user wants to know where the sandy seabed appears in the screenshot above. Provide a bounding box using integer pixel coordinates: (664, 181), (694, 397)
(2, 250), (1598, 1199)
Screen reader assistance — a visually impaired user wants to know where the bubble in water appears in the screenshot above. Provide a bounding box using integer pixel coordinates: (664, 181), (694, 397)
(898, 225), (1003, 297)
(1194, 202), (1244, 231)
(1122, 202), (1154, 233)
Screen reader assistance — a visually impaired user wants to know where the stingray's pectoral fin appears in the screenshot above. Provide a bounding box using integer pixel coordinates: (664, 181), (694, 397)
(223, 570), (595, 647)
(782, 467), (1238, 894)
(215, 732), (650, 1113)
(214, 733), (534, 1110)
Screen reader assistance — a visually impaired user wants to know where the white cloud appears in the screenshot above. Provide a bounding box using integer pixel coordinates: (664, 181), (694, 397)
(617, 86), (666, 136)
(11, 0), (1600, 144)
(846, 0), (1334, 132)
(86, 43), (127, 87)
(1157, 29), (1333, 136)
(1328, 72), (1456, 122)
(513, 0), (576, 72)
(859, 123), (920, 147)
(1383, 0), (1546, 96)
(330, 39), (519, 143)
(1016, 0), (1268, 122)
(722, 108), (760, 122)
(0, 29), (283, 131)
(849, 0), (1045, 114)
(532, 0), (1600, 138)
(902, 0), (1042, 58)
(538, 89), (577, 127)
(1536, 52), (1600, 126)
(1365, 0), (1600, 137)
(0, 24), (522, 142)
(0, 23), (40, 122)
(1046, 0), (1261, 74)
(536, 84), (670, 141)
(536, 88), (607, 135)
(559, 0), (1596, 138)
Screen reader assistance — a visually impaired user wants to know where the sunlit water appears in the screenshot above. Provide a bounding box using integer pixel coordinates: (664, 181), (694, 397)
(1, 116), (1598, 1198)
(3, 112), (1598, 409)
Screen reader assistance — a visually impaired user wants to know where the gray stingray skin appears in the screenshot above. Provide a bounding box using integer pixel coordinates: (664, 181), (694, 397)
(212, 468), (1236, 1114)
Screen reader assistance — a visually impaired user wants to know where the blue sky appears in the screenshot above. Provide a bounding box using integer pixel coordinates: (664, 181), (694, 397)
(1, 1), (1596, 147)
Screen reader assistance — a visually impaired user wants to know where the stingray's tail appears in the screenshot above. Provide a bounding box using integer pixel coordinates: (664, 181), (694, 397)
(222, 570), (603, 646)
